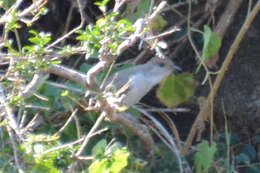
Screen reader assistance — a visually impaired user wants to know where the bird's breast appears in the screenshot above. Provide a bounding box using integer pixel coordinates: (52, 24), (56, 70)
(123, 73), (155, 105)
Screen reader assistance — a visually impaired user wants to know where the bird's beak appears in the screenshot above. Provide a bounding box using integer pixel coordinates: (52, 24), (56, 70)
(173, 64), (182, 72)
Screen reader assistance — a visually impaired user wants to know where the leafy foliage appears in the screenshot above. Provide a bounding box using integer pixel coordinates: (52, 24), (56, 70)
(89, 140), (130, 173)
(76, 13), (133, 58)
(0, 0), (258, 173)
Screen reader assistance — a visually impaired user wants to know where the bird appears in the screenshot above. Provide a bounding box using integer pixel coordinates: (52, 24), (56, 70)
(105, 57), (177, 106)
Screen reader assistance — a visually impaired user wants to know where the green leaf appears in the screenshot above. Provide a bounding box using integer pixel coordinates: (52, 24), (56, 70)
(50, 60), (61, 65)
(157, 73), (195, 107)
(40, 7), (49, 15)
(29, 30), (39, 36)
(110, 148), (129, 173)
(29, 37), (42, 45)
(196, 25), (221, 73)
(88, 159), (108, 173)
(61, 90), (69, 97)
(92, 139), (107, 156)
(116, 19), (134, 32)
(194, 140), (217, 173)
(76, 34), (89, 41)
(88, 147), (129, 173)
(94, 0), (110, 7)
(28, 31), (51, 46)
(94, 0), (110, 13)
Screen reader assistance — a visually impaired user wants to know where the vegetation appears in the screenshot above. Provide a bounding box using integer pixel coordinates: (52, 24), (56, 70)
(0, 0), (260, 172)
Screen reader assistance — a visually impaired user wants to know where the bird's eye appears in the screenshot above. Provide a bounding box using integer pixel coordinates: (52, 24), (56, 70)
(158, 62), (165, 67)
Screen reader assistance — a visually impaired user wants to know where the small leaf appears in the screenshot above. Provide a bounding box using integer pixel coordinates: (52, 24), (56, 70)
(88, 159), (107, 173)
(76, 34), (88, 41)
(194, 140), (217, 173)
(50, 60), (61, 65)
(29, 30), (39, 36)
(110, 148), (129, 173)
(94, 0), (110, 7)
(29, 37), (42, 44)
(61, 90), (69, 97)
(94, 0), (110, 13)
(196, 25), (221, 73)
(40, 7), (49, 15)
(92, 139), (107, 156)
(88, 144), (129, 173)
(157, 73), (196, 107)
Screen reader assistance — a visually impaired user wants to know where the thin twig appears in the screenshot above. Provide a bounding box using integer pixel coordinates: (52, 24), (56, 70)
(45, 81), (83, 93)
(146, 107), (190, 113)
(75, 112), (106, 156)
(24, 104), (50, 111)
(36, 127), (109, 157)
(160, 111), (182, 149)
(134, 105), (184, 173)
(145, 27), (180, 41)
(54, 108), (78, 136)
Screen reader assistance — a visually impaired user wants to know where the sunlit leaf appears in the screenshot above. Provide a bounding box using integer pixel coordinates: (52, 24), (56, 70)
(157, 73), (196, 107)
(110, 148), (129, 173)
(61, 90), (69, 97)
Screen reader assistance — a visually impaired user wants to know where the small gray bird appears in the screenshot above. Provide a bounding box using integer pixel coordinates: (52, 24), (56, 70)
(105, 57), (176, 105)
